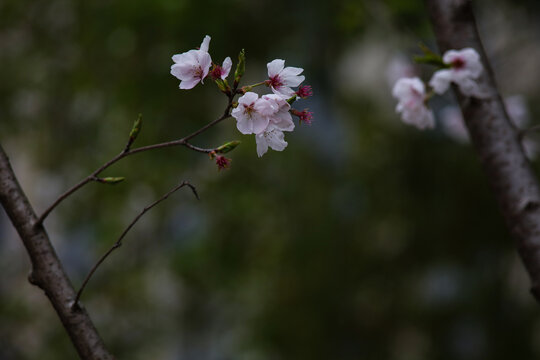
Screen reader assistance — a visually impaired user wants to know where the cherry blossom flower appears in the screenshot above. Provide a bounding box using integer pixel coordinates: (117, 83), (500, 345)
(231, 92), (270, 134)
(170, 35), (212, 89)
(210, 57), (232, 80)
(266, 59), (305, 98)
(259, 94), (295, 131)
(429, 48), (484, 97)
(255, 124), (289, 157)
(392, 77), (434, 130)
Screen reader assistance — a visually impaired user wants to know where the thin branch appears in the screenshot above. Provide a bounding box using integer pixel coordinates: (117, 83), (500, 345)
(73, 180), (199, 307)
(35, 108), (233, 227)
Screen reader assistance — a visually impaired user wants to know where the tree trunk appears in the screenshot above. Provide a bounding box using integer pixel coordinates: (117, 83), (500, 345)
(426, 0), (540, 301)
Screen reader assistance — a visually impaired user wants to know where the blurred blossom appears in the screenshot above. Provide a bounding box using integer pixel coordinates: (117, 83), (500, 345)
(386, 54), (416, 89)
(429, 48), (484, 97)
(392, 77), (434, 130)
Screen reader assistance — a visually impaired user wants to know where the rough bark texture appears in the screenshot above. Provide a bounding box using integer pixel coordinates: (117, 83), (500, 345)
(426, 0), (540, 301)
(0, 145), (114, 359)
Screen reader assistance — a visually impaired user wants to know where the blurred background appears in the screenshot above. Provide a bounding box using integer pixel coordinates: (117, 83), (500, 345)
(2, 0), (540, 359)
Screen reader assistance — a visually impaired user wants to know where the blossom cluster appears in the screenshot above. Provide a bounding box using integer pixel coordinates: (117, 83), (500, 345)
(391, 48), (484, 130)
(170, 35), (312, 161)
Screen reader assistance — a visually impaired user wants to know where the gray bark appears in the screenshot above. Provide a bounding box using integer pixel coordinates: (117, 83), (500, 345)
(426, 0), (540, 301)
(0, 144), (114, 359)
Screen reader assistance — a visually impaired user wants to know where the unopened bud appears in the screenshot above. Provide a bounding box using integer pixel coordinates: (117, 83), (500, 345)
(216, 140), (241, 154)
(125, 114), (142, 151)
(215, 78), (230, 93)
(234, 49), (245, 87)
(215, 155), (231, 171)
(130, 114), (142, 141)
(97, 177), (126, 185)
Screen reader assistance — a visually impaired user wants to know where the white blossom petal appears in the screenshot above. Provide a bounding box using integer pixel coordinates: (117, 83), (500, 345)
(221, 57), (232, 79)
(267, 59), (285, 77)
(232, 92), (270, 135)
(238, 92), (259, 105)
(429, 69), (452, 95)
(200, 35), (211, 53)
(179, 77), (200, 90)
(280, 66), (304, 77)
(255, 124), (288, 157)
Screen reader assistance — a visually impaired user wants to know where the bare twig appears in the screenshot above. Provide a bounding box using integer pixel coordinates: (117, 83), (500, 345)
(35, 103), (233, 227)
(73, 180), (199, 307)
(426, 0), (540, 301)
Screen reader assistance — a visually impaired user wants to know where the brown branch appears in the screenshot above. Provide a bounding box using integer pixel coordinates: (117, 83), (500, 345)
(73, 180), (199, 307)
(35, 108), (232, 227)
(0, 144), (115, 359)
(426, 0), (540, 301)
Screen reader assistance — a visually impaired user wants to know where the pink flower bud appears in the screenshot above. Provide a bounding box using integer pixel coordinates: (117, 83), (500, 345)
(295, 85), (313, 99)
(215, 155), (231, 171)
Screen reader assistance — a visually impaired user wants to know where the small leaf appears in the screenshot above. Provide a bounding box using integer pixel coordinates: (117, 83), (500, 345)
(234, 49), (245, 86)
(97, 177), (126, 185)
(216, 140), (241, 154)
(415, 43), (447, 68)
(129, 114), (142, 142)
(413, 54), (447, 67)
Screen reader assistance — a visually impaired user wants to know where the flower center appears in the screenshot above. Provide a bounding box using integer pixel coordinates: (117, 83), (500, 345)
(451, 57), (465, 70)
(244, 103), (255, 116)
(268, 75), (283, 89)
(194, 66), (204, 79)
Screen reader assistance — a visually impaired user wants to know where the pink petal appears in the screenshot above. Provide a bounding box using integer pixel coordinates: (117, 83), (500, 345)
(221, 57), (232, 79)
(267, 59), (285, 77)
(280, 66), (304, 77)
(179, 77), (201, 90)
(238, 92), (259, 106)
(251, 113), (270, 134)
(199, 35), (211, 53)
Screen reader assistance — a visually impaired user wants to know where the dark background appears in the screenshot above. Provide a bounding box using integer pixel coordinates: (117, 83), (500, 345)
(1, 0), (540, 359)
